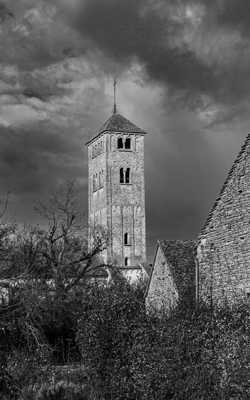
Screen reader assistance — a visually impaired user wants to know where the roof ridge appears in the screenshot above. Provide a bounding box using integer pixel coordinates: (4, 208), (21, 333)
(199, 133), (250, 239)
(158, 239), (197, 246)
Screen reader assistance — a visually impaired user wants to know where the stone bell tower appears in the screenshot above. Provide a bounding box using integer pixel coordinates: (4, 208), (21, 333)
(86, 95), (147, 268)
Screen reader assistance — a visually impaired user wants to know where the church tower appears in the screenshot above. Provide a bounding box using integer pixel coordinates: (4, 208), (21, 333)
(86, 106), (147, 268)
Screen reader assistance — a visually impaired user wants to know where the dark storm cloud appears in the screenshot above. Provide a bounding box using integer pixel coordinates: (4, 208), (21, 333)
(195, 0), (250, 36)
(0, 80), (66, 102)
(0, 123), (84, 197)
(21, 76), (69, 101)
(0, 2), (14, 22)
(58, 0), (250, 108)
(3, 0), (250, 106)
(144, 108), (247, 260)
(22, 88), (49, 101)
(0, 1), (84, 72)
(71, 0), (216, 100)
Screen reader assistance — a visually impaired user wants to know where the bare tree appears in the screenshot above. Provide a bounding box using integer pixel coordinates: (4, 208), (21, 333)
(34, 181), (108, 295)
(0, 183), (109, 361)
(0, 182), (108, 320)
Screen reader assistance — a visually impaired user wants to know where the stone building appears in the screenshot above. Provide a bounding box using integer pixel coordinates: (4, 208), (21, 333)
(146, 134), (250, 313)
(145, 240), (196, 313)
(86, 110), (147, 275)
(197, 134), (250, 305)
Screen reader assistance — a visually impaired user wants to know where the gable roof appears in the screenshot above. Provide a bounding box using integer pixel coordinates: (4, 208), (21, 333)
(86, 112), (146, 145)
(145, 239), (196, 300)
(199, 133), (250, 238)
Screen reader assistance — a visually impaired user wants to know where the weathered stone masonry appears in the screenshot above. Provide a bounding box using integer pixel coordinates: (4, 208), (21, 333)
(86, 112), (147, 268)
(146, 240), (196, 314)
(197, 134), (250, 304)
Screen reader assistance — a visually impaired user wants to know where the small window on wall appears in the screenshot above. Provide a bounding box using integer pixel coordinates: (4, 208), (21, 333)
(99, 171), (102, 188)
(117, 137), (123, 149)
(125, 168), (130, 183)
(125, 138), (131, 149)
(124, 232), (129, 245)
(125, 257), (129, 266)
(120, 168), (124, 183)
(93, 174), (97, 192)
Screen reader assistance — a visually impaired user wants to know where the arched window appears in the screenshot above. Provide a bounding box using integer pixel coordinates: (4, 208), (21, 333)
(124, 232), (129, 245)
(120, 168), (124, 183)
(125, 168), (130, 183)
(117, 137), (123, 149)
(124, 257), (129, 266)
(125, 137), (131, 149)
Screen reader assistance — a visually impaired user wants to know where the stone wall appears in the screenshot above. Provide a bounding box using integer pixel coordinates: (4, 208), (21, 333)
(197, 135), (250, 305)
(146, 245), (178, 314)
(88, 134), (107, 256)
(88, 130), (146, 268)
(106, 133), (146, 266)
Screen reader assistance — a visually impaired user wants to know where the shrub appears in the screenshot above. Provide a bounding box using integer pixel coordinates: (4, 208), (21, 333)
(77, 278), (146, 399)
(2, 348), (51, 400)
(77, 289), (250, 400)
(130, 303), (250, 400)
(22, 381), (91, 400)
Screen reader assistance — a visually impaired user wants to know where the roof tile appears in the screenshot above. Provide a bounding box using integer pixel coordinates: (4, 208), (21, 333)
(98, 112), (146, 134)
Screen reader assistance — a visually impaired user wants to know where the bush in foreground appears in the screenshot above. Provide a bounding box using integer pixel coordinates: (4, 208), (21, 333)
(77, 282), (250, 400)
(77, 278), (146, 399)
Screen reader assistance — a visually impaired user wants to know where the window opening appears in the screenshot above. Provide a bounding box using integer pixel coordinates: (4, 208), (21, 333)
(124, 232), (129, 245)
(125, 257), (129, 266)
(118, 137), (123, 149)
(120, 168), (124, 183)
(125, 168), (130, 183)
(125, 138), (131, 149)
(99, 172), (102, 188)
(101, 170), (104, 187)
(93, 174), (97, 192)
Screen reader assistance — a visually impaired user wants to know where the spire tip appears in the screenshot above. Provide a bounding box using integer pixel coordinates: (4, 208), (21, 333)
(113, 78), (117, 114)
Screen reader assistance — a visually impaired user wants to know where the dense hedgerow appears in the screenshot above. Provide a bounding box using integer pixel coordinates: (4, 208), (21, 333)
(130, 304), (250, 400)
(77, 280), (250, 400)
(1, 274), (249, 400)
(77, 278), (146, 400)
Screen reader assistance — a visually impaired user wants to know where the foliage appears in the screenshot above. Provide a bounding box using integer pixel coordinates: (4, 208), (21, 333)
(0, 182), (108, 360)
(77, 282), (250, 400)
(0, 182), (109, 398)
(0, 181), (248, 400)
(22, 381), (91, 400)
(0, 348), (51, 400)
(77, 277), (146, 400)
(130, 303), (250, 400)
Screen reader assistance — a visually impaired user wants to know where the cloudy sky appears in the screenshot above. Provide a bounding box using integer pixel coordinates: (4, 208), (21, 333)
(0, 0), (249, 260)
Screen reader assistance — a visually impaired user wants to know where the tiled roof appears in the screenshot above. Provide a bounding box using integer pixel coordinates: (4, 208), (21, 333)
(159, 240), (196, 301)
(159, 240), (196, 264)
(199, 134), (250, 238)
(99, 113), (146, 134)
(145, 240), (196, 301)
(86, 112), (146, 145)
